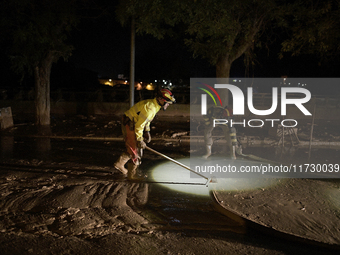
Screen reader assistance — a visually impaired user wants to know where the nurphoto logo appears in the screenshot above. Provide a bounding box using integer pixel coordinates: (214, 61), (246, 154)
(195, 79), (312, 128)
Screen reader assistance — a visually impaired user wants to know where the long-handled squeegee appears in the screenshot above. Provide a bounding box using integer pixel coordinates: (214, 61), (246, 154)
(145, 146), (216, 186)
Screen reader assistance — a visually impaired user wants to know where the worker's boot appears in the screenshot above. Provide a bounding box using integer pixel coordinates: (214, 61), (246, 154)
(236, 144), (243, 155)
(127, 162), (145, 181)
(113, 152), (130, 175)
(230, 145), (237, 160)
(202, 145), (212, 159)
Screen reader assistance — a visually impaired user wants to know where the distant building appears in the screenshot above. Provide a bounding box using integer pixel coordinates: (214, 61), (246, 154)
(98, 78), (155, 91)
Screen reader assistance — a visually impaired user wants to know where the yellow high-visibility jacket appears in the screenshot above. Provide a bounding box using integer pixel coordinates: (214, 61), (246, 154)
(124, 98), (161, 141)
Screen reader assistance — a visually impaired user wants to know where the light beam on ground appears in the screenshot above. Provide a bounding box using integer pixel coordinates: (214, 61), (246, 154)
(150, 157), (281, 196)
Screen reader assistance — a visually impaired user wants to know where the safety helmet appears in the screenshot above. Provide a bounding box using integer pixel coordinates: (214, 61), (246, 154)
(158, 88), (176, 104)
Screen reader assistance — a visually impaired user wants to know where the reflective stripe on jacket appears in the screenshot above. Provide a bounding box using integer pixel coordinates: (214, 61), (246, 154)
(124, 98), (161, 141)
(203, 106), (232, 126)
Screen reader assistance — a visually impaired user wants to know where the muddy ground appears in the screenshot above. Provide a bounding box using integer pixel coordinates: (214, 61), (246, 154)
(0, 114), (339, 254)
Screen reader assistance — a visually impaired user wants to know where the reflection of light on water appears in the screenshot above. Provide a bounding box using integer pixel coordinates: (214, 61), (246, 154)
(150, 157), (210, 196)
(151, 157), (280, 196)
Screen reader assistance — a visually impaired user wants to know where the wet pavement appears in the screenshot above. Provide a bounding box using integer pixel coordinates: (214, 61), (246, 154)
(0, 137), (241, 230)
(1, 115), (340, 254)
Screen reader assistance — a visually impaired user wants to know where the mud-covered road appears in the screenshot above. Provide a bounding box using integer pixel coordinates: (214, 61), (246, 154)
(0, 114), (339, 254)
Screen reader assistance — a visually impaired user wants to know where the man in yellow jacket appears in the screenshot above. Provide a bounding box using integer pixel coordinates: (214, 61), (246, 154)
(114, 88), (176, 180)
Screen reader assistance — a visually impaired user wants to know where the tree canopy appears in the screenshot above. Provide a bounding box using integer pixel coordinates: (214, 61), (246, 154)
(117, 0), (290, 78)
(0, 0), (79, 78)
(118, 0), (340, 78)
(0, 0), (81, 126)
(281, 0), (340, 60)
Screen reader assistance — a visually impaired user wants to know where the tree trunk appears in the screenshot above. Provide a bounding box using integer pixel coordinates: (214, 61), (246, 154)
(34, 52), (53, 127)
(216, 55), (231, 79)
(215, 55), (232, 107)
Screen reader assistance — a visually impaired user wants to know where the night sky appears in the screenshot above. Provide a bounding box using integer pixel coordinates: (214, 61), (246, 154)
(66, 13), (340, 82)
(1, 6), (339, 94)
(68, 16), (216, 81)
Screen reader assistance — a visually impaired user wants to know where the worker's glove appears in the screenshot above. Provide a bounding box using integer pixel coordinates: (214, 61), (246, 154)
(137, 140), (146, 149)
(143, 131), (151, 143)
